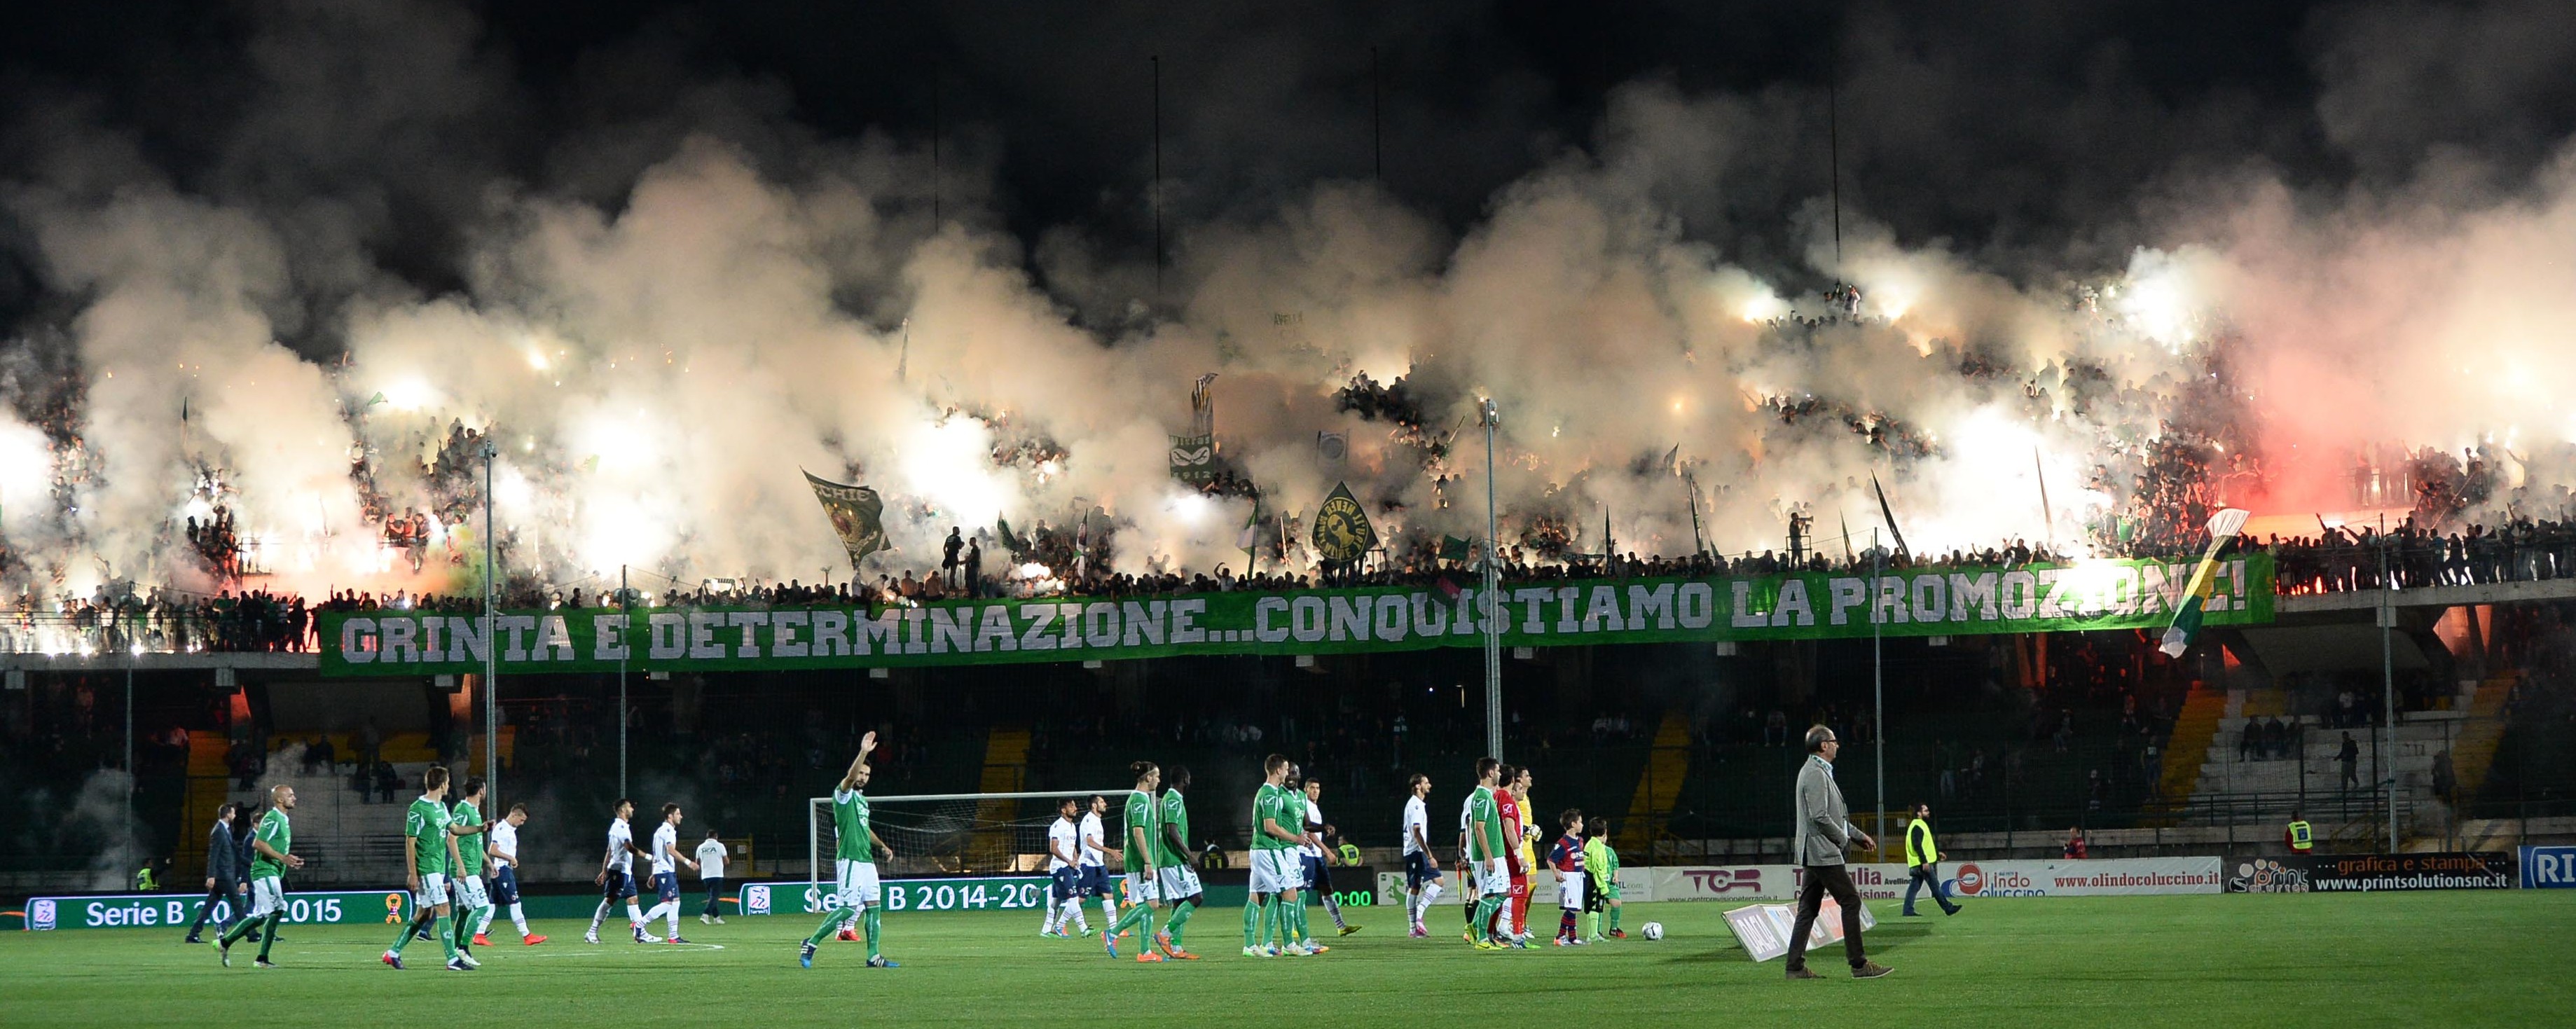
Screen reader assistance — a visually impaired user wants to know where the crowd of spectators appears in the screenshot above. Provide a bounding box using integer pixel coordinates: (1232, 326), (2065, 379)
(8, 499), (2575, 655)
(2264, 517), (2576, 595)
(0, 586), (310, 654)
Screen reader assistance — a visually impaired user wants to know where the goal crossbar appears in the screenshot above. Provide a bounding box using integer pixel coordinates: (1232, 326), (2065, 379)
(807, 788), (1134, 889)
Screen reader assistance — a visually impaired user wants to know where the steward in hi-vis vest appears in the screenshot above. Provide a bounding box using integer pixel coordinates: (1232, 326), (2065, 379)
(1901, 803), (1961, 918)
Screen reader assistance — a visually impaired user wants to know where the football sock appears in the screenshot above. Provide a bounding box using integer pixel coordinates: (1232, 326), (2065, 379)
(391, 913), (431, 955)
(1243, 896), (1267, 948)
(256, 915), (280, 959)
(1583, 911), (1600, 939)
(509, 903), (530, 937)
(1164, 900), (1194, 946)
(804, 907), (855, 948)
(1472, 896), (1505, 942)
(1609, 906), (1623, 931)
(1560, 909), (1578, 940)
(473, 904), (494, 935)
(862, 907), (883, 960)
(1041, 895), (1061, 932)
(1110, 898), (1155, 942)
(624, 902), (646, 930)
(1322, 890), (1347, 930)
(1098, 893), (1117, 932)
(218, 912), (256, 948)
(588, 900), (611, 934)
(434, 913), (457, 962)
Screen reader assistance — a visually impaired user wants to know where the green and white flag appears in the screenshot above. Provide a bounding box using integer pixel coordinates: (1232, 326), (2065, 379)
(804, 470), (889, 567)
(2158, 507), (2250, 658)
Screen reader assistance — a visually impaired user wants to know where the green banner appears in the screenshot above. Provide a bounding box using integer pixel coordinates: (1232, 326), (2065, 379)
(319, 555), (2274, 677)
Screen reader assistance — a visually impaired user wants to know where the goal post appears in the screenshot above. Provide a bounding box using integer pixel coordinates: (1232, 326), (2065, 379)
(807, 788), (1134, 892)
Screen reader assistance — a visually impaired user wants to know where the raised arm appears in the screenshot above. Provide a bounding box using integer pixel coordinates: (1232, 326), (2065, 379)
(838, 731), (879, 792)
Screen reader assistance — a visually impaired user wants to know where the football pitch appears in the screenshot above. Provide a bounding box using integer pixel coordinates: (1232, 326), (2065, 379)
(4, 893), (2568, 1026)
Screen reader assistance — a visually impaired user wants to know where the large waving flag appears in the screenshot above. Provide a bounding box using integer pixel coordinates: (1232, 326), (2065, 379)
(803, 471), (889, 568)
(2158, 507), (2251, 658)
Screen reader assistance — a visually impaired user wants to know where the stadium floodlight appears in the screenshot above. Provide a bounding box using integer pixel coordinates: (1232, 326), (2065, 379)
(808, 788), (1133, 897)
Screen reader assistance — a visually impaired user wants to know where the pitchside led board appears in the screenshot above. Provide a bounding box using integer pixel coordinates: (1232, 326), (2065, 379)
(319, 555), (2273, 675)
(24, 890), (408, 931)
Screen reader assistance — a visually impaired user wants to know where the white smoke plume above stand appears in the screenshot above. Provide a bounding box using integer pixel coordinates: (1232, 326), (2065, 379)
(2, 6), (2574, 605)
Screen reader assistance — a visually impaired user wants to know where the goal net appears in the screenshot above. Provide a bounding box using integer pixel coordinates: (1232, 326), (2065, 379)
(806, 788), (1131, 890)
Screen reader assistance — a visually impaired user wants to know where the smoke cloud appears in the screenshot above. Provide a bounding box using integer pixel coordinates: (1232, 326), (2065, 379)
(0, 1), (2572, 602)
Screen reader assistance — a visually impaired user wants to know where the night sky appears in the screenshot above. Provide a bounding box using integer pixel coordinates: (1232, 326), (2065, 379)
(6, 0), (2569, 326)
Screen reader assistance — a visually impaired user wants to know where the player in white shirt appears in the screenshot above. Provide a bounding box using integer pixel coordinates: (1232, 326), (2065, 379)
(1079, 794), (1116, 934)
(584, 799), (658, 944)
(640, 803), (701, 943)
(481, 804), (546, 944)
(695, 828), (729, 925)
(1400, 773), (1445, 937)
(1301, 778), (1356, 937)
(1040, 797), (1089, 937)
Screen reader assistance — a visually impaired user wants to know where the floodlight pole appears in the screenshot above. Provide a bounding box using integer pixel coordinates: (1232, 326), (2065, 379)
(482, 441), (500, 805)
(125, 662), (135, 808)
(620, 564), (631, 799)
(1480, 398), (1503, 762)
(2380, 529), (2397, 850)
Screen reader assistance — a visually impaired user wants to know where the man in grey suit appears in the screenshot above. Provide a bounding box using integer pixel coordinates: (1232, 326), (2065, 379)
(181, 803), (240, 944)
(1785, 725), (1892, 979)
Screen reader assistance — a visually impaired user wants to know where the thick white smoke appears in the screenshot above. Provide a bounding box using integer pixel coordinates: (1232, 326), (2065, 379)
(4, 22), (2575, 604)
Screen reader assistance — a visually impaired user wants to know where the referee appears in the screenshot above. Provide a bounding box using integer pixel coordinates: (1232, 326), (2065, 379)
(1784, 726), (1892, 979)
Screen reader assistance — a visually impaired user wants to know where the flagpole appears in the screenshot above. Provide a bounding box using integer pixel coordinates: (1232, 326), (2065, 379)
(1872, 527), (1885, 860)
(1480, 398), (1503, 762)
(1684, 471), (1706, 557)
(2034, 447), (2055, 549)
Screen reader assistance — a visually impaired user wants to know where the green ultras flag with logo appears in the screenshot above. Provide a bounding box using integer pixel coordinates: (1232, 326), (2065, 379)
(804, 471), (888, 568)
(321, 553), (2275, 676)
(1310, 482), (1377, 562)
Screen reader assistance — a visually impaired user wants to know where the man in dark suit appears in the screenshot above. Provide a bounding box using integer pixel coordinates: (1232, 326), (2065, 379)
(181, 803), (240, 944)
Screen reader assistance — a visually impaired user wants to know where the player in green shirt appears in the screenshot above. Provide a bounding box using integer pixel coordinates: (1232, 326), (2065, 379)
(1152, 766), (1204, 960)
(1242, 754), (1308, 956)
(385, 766), (468, 970)
(447, 778), (494, 961)
(1103, 761), (1163, 962)
(1466, 757), (1510, 950)
(801, 731), (896, 969)
(218, 784), (303, 969)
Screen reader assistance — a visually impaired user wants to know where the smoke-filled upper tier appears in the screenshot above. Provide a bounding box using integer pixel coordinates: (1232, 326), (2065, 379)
(1, 0), (2572, 600)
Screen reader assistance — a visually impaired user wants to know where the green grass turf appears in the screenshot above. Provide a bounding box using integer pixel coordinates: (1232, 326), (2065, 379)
(2, 893), (2568, 1027)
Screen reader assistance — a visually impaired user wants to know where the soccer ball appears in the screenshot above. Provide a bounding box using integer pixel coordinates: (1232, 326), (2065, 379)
(1641, 922), (1665, 941)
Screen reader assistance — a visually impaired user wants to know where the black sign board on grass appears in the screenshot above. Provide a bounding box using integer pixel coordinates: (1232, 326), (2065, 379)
(2226, 852), (2514, 893)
